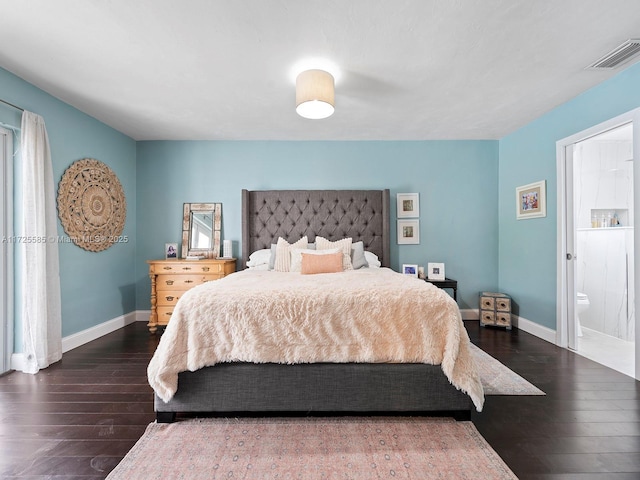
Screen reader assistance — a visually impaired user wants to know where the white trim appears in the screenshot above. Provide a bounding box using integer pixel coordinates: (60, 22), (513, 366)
(61, 311), (138, 353)
(556, 107), (640, 378)
(10, 310), (147, 372)
(461, 308), (479, 320)
(512, 314), (557, 344)
(0, 126), (13, 375)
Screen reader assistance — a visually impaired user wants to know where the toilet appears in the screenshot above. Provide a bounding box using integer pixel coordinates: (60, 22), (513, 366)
(576, 292), (590, 337)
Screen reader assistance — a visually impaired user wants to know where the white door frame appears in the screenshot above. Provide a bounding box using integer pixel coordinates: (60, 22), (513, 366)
(556, 107), (640, 378)
(0, 126), (14, 374)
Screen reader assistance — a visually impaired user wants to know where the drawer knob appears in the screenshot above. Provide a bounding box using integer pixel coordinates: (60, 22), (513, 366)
(202, 267), (210, 272)
(165, 296), (174, 301)
(182, 267), (191, 270)
(165, 280), (174, 286)
(165, 311), (172, 316)
(163, 266), (172, 270)
(185, 280), (193, 284)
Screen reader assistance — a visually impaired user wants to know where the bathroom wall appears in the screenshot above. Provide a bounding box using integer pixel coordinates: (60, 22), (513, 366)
(575, 128), (634, 341)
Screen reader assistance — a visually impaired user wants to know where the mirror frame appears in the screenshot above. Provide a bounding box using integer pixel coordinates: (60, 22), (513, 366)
(181, 202), (222, 258)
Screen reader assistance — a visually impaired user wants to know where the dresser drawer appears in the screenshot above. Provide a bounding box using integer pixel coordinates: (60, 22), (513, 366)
(156, 274), (221, 291)
(156, 306), (175, 325)
(150, 262), (224, 275)
(157, 290), (184, 307)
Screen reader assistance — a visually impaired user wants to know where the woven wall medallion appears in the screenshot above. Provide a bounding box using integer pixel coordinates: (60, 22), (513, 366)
(57, 158), (127, 252)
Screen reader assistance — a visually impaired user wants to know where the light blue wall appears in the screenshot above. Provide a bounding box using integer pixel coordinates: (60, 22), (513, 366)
(0, 67), (136, 345)
(499, 62), (640, 328)
(136, 140), (499, 311)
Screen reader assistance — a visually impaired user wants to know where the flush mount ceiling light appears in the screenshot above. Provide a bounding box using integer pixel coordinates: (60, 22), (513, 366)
(295, 69), (335, 119)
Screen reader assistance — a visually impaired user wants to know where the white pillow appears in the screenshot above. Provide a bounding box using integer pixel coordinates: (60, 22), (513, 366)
(274, 236), (308, 272)
(364, 251), (381, 268)
(290, 248), (341, 272)
(246, 248), (271, 268)
(315, 236), (354, 271)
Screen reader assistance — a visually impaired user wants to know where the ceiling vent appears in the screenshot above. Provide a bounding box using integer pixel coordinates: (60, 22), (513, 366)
(587, 39), (640, 69)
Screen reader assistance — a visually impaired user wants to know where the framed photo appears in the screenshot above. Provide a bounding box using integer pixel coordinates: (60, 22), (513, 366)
(402, 264), (418, 277)
(397, 219), (420, 244)
(397, 193), (419, 218)
(165, 242), (178, 259)
(428, 262), (445, 281)
(516, 180), (546, 220)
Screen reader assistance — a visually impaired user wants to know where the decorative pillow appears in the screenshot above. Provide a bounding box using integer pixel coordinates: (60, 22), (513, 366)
(246, 248), (272, 268)
(364, 251), (381, 268)
(269, 242), (315, 270)
(274, 236), (308, 272)
(290, 247), (340, 272)
(351, 241), (369, 269)
(301, 251), (344, 275)
(315, 236), (353, 270)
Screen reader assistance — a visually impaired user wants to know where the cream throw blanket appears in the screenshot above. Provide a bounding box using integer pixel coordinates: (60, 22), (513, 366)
(148, 268), (484, 412)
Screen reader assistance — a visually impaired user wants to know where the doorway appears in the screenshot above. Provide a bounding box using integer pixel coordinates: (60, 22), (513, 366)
(557, 108), (640, 379)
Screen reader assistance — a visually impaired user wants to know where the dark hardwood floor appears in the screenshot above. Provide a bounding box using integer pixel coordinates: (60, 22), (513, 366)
(1, 320), (639, 479)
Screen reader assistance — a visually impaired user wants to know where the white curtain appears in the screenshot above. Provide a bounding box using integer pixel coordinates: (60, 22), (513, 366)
(20, 111), (62, 374)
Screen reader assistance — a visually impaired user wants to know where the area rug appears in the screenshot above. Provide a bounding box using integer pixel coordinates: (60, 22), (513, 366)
(106, 417), (517, 479)
(470, 343), (545, 396)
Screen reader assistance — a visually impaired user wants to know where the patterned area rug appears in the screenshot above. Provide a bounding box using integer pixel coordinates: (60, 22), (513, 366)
(107, 417), (517, 479)
(470, 343), (545, 396)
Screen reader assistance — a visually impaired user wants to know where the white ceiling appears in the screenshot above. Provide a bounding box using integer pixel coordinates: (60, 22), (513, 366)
(1, 0), (639, 141)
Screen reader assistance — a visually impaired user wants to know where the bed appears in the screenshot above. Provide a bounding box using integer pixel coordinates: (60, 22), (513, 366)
(149, 189), (483, 422)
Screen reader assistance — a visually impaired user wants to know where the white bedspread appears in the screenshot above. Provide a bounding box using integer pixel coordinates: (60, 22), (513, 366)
(147, 268), (484, 411)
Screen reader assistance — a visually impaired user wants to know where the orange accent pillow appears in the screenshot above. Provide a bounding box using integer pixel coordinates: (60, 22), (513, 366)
(300, 251), (344, 274)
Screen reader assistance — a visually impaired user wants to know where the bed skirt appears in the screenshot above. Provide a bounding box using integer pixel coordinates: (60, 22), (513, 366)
(154, 362), (473, 422)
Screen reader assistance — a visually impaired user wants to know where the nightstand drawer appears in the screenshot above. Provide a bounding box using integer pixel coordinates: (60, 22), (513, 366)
(156, 274), (220, 291)
(156, 307), (175, 325)
(147, 258), (236, 333)
(157, 291), (184, 306)
(151, 262), (223, 274)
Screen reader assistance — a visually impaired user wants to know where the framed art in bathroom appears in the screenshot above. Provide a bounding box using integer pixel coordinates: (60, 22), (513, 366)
(516, 180), (546, 220)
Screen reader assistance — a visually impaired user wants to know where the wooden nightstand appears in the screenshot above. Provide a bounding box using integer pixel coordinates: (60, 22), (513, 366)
(147, 258), (236, 333)
(424, 277), (458, 301)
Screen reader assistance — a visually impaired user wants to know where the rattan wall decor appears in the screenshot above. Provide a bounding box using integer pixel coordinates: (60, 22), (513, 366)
(57, 158), (127, 252)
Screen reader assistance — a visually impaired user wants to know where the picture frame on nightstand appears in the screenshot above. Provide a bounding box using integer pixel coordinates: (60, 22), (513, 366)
(402, 264), (418, 277)
(427, 262), (445, 281)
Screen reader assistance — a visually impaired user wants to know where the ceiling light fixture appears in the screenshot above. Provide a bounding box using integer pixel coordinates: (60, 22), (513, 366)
(295, 69), (335, 119)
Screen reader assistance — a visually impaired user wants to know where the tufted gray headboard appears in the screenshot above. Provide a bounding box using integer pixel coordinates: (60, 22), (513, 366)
(242, 189), (390, 268)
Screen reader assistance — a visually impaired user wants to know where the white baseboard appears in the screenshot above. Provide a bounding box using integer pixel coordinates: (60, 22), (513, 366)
(10, 310), (148, 372)
(461, 308), (557, 345)
(511, 314), (557, 344)
(460, 308), (479, 320)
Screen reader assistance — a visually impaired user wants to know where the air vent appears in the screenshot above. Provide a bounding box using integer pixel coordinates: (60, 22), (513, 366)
(587, 39), (640, 69)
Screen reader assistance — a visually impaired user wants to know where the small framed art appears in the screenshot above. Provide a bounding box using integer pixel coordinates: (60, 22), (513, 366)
(165, 243), (178, 259)
(516, 180), (546, 220)
(428, 262), (445, 281)
(397, 219), (420, 244)
(402, 264), (418, 277)
(397, 193), (419, 218)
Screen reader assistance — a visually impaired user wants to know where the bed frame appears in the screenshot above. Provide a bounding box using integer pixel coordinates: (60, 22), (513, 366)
(154, 189), (472, 422)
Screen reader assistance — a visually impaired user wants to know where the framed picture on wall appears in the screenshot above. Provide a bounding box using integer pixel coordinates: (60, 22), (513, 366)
(516, 180), (546, 220)
(397, 219), (420, 244)
(397, 193), (420, 218)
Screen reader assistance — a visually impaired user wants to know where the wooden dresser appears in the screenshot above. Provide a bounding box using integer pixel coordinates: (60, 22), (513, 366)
(147, 258), (236, 333)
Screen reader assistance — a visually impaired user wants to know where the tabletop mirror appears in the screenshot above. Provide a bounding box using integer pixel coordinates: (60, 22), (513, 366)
(181, 203), (222, 258)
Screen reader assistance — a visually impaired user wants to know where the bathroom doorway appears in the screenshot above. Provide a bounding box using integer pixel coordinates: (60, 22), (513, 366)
(557, 108), (640, 379)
